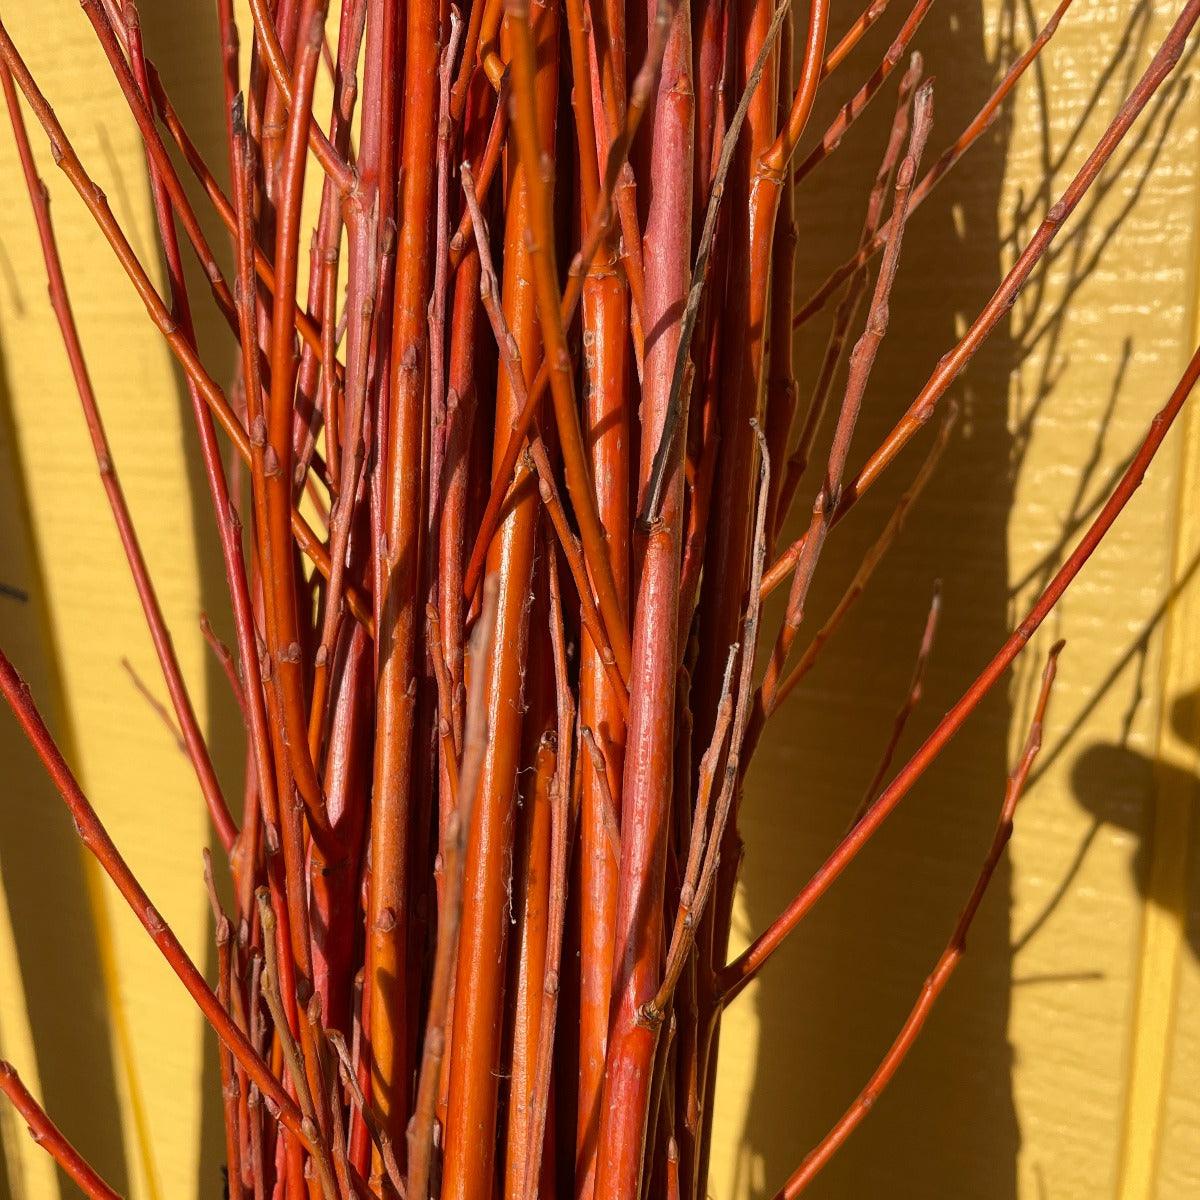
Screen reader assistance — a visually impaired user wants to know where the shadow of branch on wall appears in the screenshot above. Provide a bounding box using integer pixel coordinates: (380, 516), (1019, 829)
(724, 1), (1193, 1196)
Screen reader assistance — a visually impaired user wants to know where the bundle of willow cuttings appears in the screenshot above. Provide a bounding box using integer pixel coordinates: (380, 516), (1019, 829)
(0, 0), (1196, 1196)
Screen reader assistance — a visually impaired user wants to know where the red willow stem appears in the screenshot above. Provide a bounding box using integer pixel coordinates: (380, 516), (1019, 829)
(0, 1062), (122, 1200)
(0, 16), (371, 628)
(675, 0), (730, 643)
(591, 1), (693, 1195)
(639, 0), (795, 524)
(848, 581), (943, 830)
(89, 0), (341, 521)
(92, 2), (340, 379)
(0, 61), (238, 854)
(765, 409), (955, 723)
(213, 0), (241, 185)
(120, 0), (280, 892)
(773, 0), (1188, 592)
(0, 652), (310, 1147)
(774, 643), (1063, 1198)
(773, 50), (922, 543)
(758, 81), (933, 720)
(789, 0), (934, 186)
(80, 0), (243, 326)
(719, 332), (1200, 1005)
(793, 0), (1077, 330)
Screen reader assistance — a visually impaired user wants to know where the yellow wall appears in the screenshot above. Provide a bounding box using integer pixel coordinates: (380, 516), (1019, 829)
(0, 2), (1197, 1199)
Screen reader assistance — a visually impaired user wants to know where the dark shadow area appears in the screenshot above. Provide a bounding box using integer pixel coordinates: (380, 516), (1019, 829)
(730, 9), (1019, 1191)
(725, 0), (1192, 1195)
(1062, 690), (1200, 958)
(0, 353), (131, 1195)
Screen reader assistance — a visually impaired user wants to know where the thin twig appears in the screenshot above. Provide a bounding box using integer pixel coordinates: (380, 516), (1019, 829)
(772, 642), (1063, 1197)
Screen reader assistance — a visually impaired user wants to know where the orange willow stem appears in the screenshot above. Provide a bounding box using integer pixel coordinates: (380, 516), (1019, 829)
(264, 0), (335, 835)
(573, 0), (634, 1179)
(440, 3), (557, 1193)
(504, 0), (632, 684)
(519, 535), (576, 1200)
(591, 1), (692, 1195)
(504, 727), (556, 1200)
(460, 166), (629, 714)
(365, 0), (442, 1172)
(459, 0), (675, 604)
(821, 0), (890, 79)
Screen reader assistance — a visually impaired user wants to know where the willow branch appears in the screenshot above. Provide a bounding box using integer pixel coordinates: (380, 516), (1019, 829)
(772, 643), (1063, 1197)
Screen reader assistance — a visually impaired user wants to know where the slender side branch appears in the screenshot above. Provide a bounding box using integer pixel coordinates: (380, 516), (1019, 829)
(772, 643), (1063, 1198)
(719, 333), (1200, 1004)
(0, 1063), (122, 1200)
(0, 651), (309, 1146)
